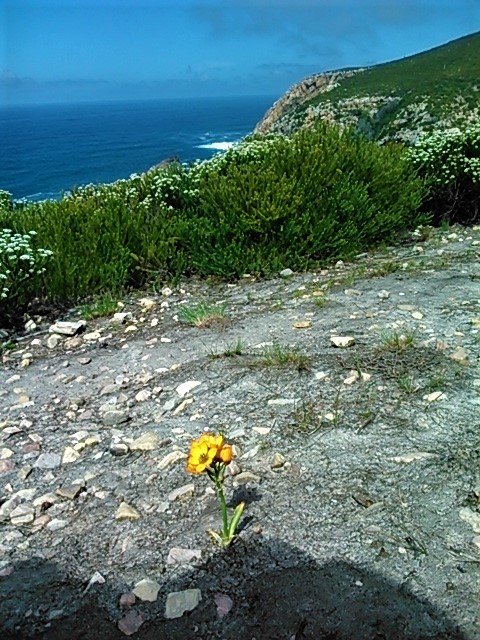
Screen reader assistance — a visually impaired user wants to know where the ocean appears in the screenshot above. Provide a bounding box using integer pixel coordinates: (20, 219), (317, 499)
(0, 95), (275, 201)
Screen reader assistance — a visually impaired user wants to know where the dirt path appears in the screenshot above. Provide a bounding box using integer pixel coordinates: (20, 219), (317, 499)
(1, 225), (479, 639)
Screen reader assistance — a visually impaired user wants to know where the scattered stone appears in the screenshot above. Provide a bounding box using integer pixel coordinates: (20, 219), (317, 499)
(62, 447), (80, 464)
(233, 471), (261, 486)
(64, 336), (83, 349)
(314, 371), (328, 380)
(116, 502), (141, 521)
(46, 519), (68, 532)
(47, 334), (61, 350)
(164, 589), (202, 620)
(138, 298), (155, 310)
(82, 571), (106, 595)
(83, 330), (101, 342)
(49, 320), (86, 336)
(78, 357), (91, 365)
(103, 409), (129, 426)
(10, 504), (35, 525)
(450, 346), (469, 365)
(113, 312), (132, 324)
(293, 320), (312, 329)
(330, 336), (355, 348)
(0, 447), (13, 459)
(167, 547), (202, 565)
(423, 391), (445, 403)
(252, 426), (271, 435)
(25, 319), (37, 332)
(135, 389), (151, 403)
(168, 483), (194, 502)
(110, 443), (130, 456)
(459, 508), (480, 534)
(34, 453), (61, 470)
(411, 311), (424, 320)
(271, 452), (286, 469)
(268, 397), (299, 407)
(118, 611), (144, 636)
(176, 380), (202, 397)
(132, 578), (160, 602)
(158, 450), (187, 470)
(172, 398), (193, 416)
(214, 593), (233, 619)
(56, 484), (83, 500)
(279, 268), (294, 278)
(130, 432), (160, 452)
(378, 290), (390, 299)
(392, 452), (437, 463)
(344, 289), (362, 296)
(162, 286), (173, 296)
(119, 592), (136, 608)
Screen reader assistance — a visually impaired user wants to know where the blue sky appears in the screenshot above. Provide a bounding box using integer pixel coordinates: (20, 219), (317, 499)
(1, 0), (480, 104)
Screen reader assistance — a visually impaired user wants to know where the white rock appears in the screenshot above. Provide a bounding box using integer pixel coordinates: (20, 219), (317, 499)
(62, 447), (80, 464)
(158, 451), (187, 470)
(83, 331), (101, 342)
(130, 432), (160, 451)
(459, 508), (480, 534)
(165, 589), (202, 619)
(162, 287), (173, 296)
(392, 452), (437, 463)
(10, 504), (35, 525)
(115, 502), (141, 521)
(268, 398), (299, 406)
(330, 336), (355, 348)
(135, 389), (151, 403)
(176, 380), (202, 397)
(47, 334), (61, 350)
(138, 298), (155, 310)
(49, 320), (86, 336)
(133, 578), (160, 602)
(423, 391), (444, 403)
(168, 484), (194, 502)
(112, 312), (132, 324)
(166, 547), (202, 565)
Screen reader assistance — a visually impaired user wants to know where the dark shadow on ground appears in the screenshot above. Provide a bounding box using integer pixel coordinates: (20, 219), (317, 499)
(0, 538), (470, 640)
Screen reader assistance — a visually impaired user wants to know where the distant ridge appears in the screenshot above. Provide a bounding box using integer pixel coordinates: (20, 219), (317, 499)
(255, 31), (480, 143)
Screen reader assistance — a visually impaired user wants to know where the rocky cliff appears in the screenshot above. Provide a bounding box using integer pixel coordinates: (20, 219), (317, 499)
(254, 69), (364, 135)
(254, 31), (480, 142)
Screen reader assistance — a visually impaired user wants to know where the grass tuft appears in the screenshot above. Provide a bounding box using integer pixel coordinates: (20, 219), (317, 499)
(178, 302), (228, 328)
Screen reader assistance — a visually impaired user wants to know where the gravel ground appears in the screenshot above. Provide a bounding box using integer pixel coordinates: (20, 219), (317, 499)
(0, 225), (479, 639)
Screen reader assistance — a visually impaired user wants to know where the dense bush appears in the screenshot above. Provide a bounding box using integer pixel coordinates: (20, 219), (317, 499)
(0, 123), (427, 325)
(0, 223), (53, 325)
(180, 125), (426, 276)
(409, 124), (480, 224)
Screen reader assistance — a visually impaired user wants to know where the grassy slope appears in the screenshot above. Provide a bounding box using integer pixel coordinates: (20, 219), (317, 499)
(297, 31), (480, 139)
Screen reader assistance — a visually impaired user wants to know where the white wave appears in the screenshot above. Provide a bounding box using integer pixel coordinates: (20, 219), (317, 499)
(196, 141), (236, 151)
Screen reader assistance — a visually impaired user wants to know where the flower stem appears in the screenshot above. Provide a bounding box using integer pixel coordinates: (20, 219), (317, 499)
(215, 475), (229, 539)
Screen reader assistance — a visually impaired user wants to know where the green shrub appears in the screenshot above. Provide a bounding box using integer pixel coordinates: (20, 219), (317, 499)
(179, 124), (427, 276)
(409, 124), (480, 224)
(0, 123), (426, 326)
(0, 225), (53, 325)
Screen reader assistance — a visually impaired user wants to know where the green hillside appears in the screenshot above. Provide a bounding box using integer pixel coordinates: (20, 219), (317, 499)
(257, 31), (480, 142)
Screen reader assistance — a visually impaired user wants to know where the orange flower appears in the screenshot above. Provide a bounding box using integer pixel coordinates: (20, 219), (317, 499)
(187, 438), (217, 474)
(216, 443), (233, 465)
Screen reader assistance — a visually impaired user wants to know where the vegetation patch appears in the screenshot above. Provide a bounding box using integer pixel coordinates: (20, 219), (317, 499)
(0, 121), (426, 327)
(178, 302), (228, 328)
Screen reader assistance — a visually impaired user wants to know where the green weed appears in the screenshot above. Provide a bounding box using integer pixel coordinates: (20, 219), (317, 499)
(259, 342), (311, 370)
(178, 302), (228, 328)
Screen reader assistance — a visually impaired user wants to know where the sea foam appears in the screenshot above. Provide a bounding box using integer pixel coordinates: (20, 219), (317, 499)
(196, 141), (236, 151)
